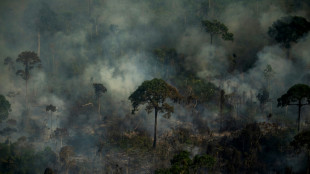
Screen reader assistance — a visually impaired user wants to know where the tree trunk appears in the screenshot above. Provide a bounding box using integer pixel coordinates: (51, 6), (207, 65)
(153, 108), (158, 148)
(219, 90), (224, 130)
(298, 102), (301, 132)
(98, 97), (101, 119)
(37, 32), (40, 57)
(51, 112), (53, 135)
(25, 79), (28, 111)
(210, 34), (213, 45)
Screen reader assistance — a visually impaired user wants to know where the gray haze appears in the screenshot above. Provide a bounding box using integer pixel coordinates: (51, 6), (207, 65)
(1, 0), (310, 173)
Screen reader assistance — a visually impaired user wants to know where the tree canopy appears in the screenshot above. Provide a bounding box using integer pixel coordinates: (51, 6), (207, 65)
(129, 78), (182, 118)
(129, 78), (182, 148)
(277, 84), (310, 131)
(155, 151), (216, 174)
(93, 83), (107, 99)
(277, 84), (310, 107)
(46, 104), (56, 112)
(268, 16), (310, 48)
(201, 20), (234, 44)
(291, 130), (310, 150)
(0, 95), (11, 122)
(16, 51), (41, 81)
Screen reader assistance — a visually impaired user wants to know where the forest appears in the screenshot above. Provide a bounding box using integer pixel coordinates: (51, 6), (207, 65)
(1, 0), (310, 173)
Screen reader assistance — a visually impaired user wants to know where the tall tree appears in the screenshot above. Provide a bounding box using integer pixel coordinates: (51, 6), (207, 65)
(268, 16), (310, 59)
(129, 78), (182, 148)
(46, 104), (56, 134)
(93, 83), (107, 119)
(263, 64), (275, 113)
(263, 64), (275, 91)
(277, 84), (310, 131)
(16, 51), (41, 109)
(3, 57), (15, 73)
(35, 3), (59, 57)
(201, 20), (234, 45)
(0, 95), (11, 123)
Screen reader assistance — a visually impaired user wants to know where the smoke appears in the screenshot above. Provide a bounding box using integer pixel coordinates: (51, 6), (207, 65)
(1, 0), (310, 173)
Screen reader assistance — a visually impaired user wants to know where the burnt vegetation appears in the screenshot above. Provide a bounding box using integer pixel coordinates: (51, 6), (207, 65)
(1, 0), (310, 173)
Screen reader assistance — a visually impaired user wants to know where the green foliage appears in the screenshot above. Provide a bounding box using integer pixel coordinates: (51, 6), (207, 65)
(268, 16), (310, 48)
(170, 151), (193, 173)
(278, 84), (310, 131)
(291, 130), (310, 150)
(153, 48), (178, 78)
(192, 154), (216, 171)
(153, 48), (177, 64)
(277, 84), (310, 107)
(172, 73), (218, 104)
(129, 78), (182, 118)
(0, 142), (56, 174)
(0, 95), (11, 122)
(201, 20), (234, 43)
(155, 151), (216, 174)
(290, 130), (310, 172)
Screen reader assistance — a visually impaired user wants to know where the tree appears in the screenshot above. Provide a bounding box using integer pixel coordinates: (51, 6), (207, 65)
(52, 128), (68, 148)
(46, 104), (56, 135)
(4, 57), (15, 72)
(268, 16), (310, 58)
(277, 84), (310, 131)
(263, 64), (275, 114)
(263, 64), (275, 91)
(257, 87), (269, 111)
(0, 95), (11, 122)
(35, 3), (59, 57)
(16, 51), (41, 108)
(153, 48), (178, 78)
(93, 83), (107, 118)
(59, 146), (75, 174)
(290, 130), (310, 173)
(231, 123), (263, 172)
(44, 168), (54, 174)
(155, 151), (216, 174)
(129, 78), (182, 148)
(201, 20), (234, 45)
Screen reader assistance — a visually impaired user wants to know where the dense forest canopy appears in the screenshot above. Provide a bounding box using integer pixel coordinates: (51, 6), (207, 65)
(1, 0), (310, 173)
